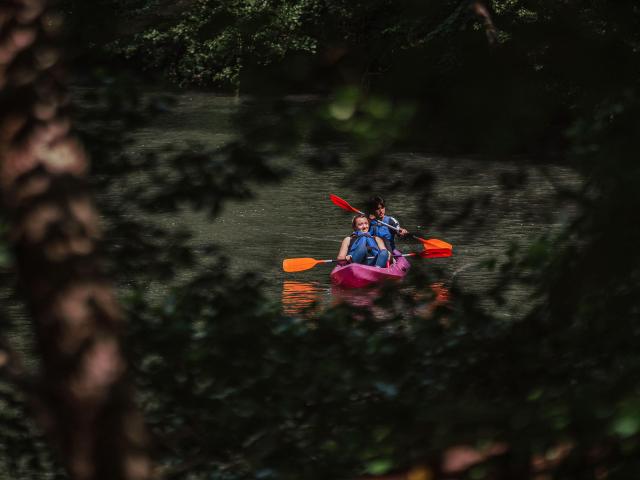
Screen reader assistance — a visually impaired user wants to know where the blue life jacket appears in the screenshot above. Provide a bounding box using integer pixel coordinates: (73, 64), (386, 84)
(348, 231), (380, 256)
(369, 216), (400, 251)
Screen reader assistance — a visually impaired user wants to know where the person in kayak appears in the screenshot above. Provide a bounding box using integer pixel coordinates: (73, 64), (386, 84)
(366, 195), (409, 251)
(337, 214), (390, 267)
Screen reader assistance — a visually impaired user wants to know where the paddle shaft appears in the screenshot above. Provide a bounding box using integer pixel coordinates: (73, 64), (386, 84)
(368, 217), (425, 243)
(330, 194), (427, 240)
(314, 252), (416, 266)
(283, 249), (447, 272)
(351, 211), (451, 249)
(329, 194), (453, 251)
(341, 202), (426, 240)
(338, 252), (416, 263)
(369, 217), (428, 245)
(359, 215), (449, 249)
(346, 205), (403, 233)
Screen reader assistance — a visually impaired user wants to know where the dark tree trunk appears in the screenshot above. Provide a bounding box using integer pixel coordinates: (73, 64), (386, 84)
(0, 1), (151, 479)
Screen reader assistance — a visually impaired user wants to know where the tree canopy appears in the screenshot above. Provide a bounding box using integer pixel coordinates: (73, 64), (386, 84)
(1, 1), (640, 479)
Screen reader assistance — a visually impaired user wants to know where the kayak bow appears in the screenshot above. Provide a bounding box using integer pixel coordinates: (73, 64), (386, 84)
(330, 249), (410, 289)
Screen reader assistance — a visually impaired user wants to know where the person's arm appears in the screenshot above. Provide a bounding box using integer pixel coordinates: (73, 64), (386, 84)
(337, 237), (352, 262)
(389, 216), (409, 236)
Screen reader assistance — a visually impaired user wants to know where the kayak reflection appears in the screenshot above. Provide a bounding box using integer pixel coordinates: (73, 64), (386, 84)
(331, 281), (451, 318)
(330, 285), (380, 310)
(330, 249), (411, 289)
(282, 280), (450, 318)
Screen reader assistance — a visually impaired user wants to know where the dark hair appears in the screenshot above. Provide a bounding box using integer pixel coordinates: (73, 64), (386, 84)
(367, 196), (385, 214)
(352, 214), (369, 230)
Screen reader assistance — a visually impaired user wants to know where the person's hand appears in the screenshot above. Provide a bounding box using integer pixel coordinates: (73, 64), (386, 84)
(346, 255), (352, 262)
(399, 228), (409, 236)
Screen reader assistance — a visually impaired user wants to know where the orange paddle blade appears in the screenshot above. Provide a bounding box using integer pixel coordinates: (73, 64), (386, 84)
(415, 237), (453, 251)
(419, 248), (452, 258)
(329, 194), (362, 214)
(283, 257), (323, 272)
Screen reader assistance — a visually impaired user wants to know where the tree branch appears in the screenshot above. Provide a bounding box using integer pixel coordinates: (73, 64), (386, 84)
(470, 1), (498, 45)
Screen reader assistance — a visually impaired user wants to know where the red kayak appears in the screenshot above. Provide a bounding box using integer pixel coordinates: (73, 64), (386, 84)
(330, 250), (411, 289)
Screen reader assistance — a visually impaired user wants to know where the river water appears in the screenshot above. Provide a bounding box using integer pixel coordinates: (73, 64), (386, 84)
(123, 93), (579, 316)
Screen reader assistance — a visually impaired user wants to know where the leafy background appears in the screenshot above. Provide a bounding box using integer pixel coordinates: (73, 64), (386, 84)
(1, 0), (640, 479)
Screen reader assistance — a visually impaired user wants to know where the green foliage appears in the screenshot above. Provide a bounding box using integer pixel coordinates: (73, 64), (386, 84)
(3, 1), (640, 479)
(107, 1), (640, 477)
(0, 379), (60, 479)
(125, 270), (440, 478)
(0, 222), (57, 476)
(0, 225), (11, 270)
(322, 86), (416, 155)
(107, 0), (321, 88)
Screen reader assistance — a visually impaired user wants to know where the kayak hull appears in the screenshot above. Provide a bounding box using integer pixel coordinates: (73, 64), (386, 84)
(330, 250), (410, 289)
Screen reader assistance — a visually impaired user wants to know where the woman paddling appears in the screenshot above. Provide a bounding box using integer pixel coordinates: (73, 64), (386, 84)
(337, 214), (390, 267)
(366, 195), (408, 251)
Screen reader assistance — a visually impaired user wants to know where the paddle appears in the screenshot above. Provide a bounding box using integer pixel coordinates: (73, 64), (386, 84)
(283, 249), (451, 273)
(329, 194), (453, 251)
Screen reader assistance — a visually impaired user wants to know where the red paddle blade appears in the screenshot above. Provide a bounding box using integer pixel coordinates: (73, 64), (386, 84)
(283, 258), (321, 272)
(329, 194), (362, 214)
(419, 248), (453, 258)
(416, 237), (453, 251)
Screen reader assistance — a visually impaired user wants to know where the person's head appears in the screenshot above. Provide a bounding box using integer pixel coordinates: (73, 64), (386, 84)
(367, 196), (386, 220)
(352, 214), (370, 232)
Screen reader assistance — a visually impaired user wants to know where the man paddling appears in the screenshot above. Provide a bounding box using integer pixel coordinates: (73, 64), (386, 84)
(366, 196), (409, 251)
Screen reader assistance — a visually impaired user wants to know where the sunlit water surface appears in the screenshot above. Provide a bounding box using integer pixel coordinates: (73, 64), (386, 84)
(117, 93), (579, 317)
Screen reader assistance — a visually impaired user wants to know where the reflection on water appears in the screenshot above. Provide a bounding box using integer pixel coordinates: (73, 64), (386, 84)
(330, 285), (379, 309)
(283, 274), (451, 319)
(431, 282), (450, 305)
(419, 282), (451, 318)
(330, 281), (451, 318)
(121, 93), (579, 315)
(281, 281), (323, 315)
